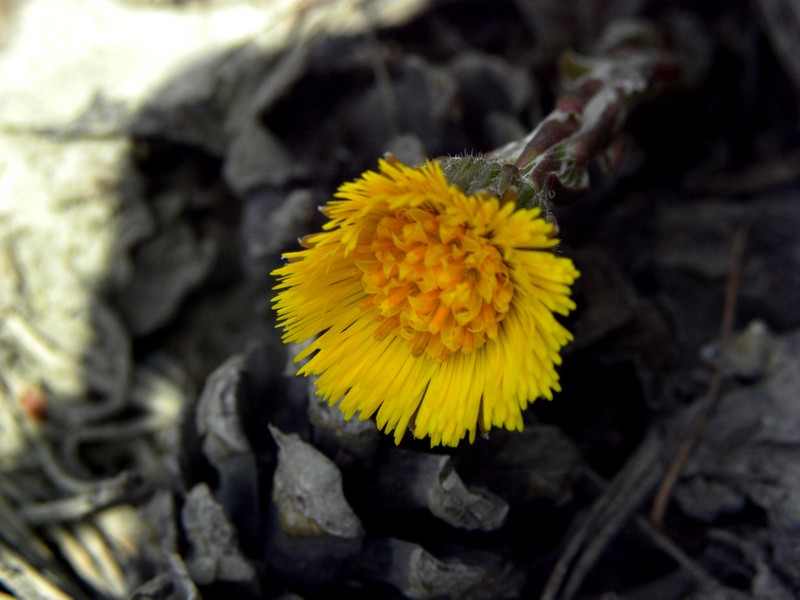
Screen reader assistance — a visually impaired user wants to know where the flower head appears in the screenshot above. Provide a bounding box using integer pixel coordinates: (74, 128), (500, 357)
(272, 157), (579, 447)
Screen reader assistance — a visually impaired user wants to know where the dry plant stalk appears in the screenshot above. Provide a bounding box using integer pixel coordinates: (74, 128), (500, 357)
(650, 222), (750, 524)
(486, 20), (681, 207)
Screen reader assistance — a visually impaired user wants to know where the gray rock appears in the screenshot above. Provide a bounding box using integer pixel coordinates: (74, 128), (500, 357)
(375, 538), (523, 600)
(374, 449), (508, 531)
(181, 483), (257, 586)
(677, 329), (800, 584)
(269, 424), (363, 538)
(195, 354), (260, 534)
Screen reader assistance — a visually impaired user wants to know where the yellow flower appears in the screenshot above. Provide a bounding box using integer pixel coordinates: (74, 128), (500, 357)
(272, 157), (579, 447)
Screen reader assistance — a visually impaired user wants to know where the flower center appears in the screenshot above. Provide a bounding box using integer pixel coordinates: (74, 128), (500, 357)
(354, 207), (514, 361)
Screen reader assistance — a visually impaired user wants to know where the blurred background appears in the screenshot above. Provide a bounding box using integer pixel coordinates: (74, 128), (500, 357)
(0, 1), (799, 598)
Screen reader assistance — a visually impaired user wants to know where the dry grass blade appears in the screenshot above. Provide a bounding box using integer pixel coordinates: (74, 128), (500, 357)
(540, 218), (749, 599)
(540, 433), (664, 600)
(650, 221), (750, 524)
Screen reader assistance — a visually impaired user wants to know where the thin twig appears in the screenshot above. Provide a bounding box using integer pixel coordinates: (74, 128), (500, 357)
(650, 221), (750, 524)
(542, 222), (751, 597)
(580, 468), (720, 589)
(540, 433), (664, 600)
